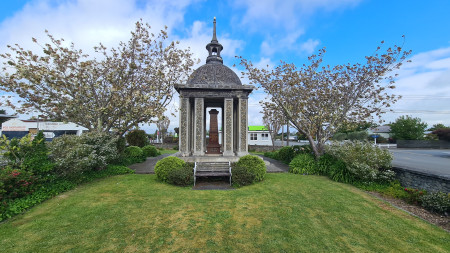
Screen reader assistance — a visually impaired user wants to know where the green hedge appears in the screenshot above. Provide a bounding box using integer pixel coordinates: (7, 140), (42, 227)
(232, 155), (266, 187)
(154, 156), (186, 183)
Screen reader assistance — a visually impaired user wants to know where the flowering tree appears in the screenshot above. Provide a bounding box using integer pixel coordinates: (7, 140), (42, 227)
(0, 20), (196, 135)
(262, 103), (282, 151)
(157, 116), (170, 143)
(239, 40), (411, 158)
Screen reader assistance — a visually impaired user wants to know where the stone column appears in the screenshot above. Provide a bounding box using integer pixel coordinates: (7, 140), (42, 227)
(178, 97), (190, 156)
(236, 98), (248, 156)
(193, 98), (205, 156)
(223, 98), (234, 156)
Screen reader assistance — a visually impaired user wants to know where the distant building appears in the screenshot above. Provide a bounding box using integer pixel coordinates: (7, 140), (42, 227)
(1, 118), (87, 140)
(218, 125), (273, 146)
(368, 125), (391, 139)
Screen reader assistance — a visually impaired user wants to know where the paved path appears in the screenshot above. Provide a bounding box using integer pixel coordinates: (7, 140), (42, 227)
(128, 154), (289, 174)
(390, 149), (450, 177)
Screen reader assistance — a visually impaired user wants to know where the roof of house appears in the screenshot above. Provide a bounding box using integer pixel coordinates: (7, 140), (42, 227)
(370, 125), (391, 133)
(248, 126), (268, 131)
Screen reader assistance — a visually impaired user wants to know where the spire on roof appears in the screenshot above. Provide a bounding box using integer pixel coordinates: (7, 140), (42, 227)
(205, 17), (223, 64)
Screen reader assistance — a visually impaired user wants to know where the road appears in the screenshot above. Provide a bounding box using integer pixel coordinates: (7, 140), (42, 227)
(390, 149), (450, 177)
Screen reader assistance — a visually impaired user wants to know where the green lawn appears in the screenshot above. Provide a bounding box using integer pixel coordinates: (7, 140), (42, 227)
(0, 174), (448, 252)
(159, 149), (178, 155)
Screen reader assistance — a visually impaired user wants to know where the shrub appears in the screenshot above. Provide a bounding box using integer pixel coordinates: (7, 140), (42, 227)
(403, 187), (427, 205)
(154, 156), (186, 183)
(277, 146), (295, 164)
(125, 130), (149, 147)
(264, 151), (279, 160)
(166, 162), (193, 186)
(329, 160), (354, 184)
(315, 153), (337, 176)
(232, 155), (266, 186)
(292, 145), (313, 155)
(325, 141), (394, 183)
(420, 192), (450, 215)
(0, 167), (37, 201)
(333, 132), (347, 141)
(173, 146), (179, 150)
(347, 131), (368, 141)
(124, 146), (145, 163)
(142, 145), (159, 157)
(289, 153), (317, 175)
(49, 132), (119, 178)
(432, 128), (450, 141)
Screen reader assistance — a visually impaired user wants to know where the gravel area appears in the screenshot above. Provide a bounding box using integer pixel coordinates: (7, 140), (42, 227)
(368, 191), (449, 232)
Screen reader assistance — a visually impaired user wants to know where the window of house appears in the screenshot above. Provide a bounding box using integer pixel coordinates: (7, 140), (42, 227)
(262, 133), (269, 140)
(250, 133), (258, 140)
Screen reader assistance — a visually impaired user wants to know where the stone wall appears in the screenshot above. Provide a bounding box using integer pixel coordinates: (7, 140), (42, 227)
(248, 145), (280, 152)
(393, 167), (450, 193)
(397, 140), (450, 149)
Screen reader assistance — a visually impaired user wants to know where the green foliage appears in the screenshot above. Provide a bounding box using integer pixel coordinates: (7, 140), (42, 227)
(116, 136), (126, 154)
(0, 167), (37, 201)
(325, 141), (394, 183)
(49, 132), (119, 178)
(166, 163), (193, 186)
(173, 146), (179, 150)
(277, 146), (295, 164)
(124, 146), (145, 164)
(232, 155), (266, 186)
(420, 192), (450, 215)
(141, 145), (159, 157)
(292, 145), (313, 155)
(328, 160), (355, 183)
(125, 130), (149, 147)
(390, 115), (428, 140)
(315, 153), (338, 176)
(347, 131), (368, 141)
(0, 164), (133, 221)
(264, 151), (279, 160)
(403, 187), (427, 205)
(432, 128), (450, 141)
(333, 132), (347, 141)
(154, 156), (186, 183)
(289, 153), (317, 175)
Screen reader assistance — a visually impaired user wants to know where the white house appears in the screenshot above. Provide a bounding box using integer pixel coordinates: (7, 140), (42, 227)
(1, 118), (87, 140)
(218, 126), (273, 146)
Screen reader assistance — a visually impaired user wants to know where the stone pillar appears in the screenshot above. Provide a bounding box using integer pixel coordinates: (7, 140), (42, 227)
(236, 98), (248, 156)
(223, 98), (234, 156)
(193, 98), (205, 156)
(178, 97), (190, 156)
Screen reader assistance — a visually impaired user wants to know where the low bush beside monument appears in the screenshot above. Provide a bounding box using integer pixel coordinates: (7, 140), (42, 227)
(232, 155), (266, 187)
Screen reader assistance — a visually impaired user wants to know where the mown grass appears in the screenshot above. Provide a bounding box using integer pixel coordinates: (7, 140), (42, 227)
(158, 149), (178, 155)
(0, 174), (448, 252)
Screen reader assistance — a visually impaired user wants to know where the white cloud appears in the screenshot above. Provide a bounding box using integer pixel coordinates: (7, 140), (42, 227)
(0, 0), (193, 54)
(300, 39), (320, 54)
(381, 47), (450, 126)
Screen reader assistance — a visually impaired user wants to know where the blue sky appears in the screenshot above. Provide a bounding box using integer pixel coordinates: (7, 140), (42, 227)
(1, 0), (450, 133)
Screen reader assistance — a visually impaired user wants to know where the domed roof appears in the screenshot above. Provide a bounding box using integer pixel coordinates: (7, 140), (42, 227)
(187, 63), (242, 86)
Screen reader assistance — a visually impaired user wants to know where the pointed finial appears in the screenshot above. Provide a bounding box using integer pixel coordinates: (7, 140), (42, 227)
(212, 17), (217, 42)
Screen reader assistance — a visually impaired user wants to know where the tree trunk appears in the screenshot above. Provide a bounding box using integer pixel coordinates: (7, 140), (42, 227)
(287, 122), (290, 146)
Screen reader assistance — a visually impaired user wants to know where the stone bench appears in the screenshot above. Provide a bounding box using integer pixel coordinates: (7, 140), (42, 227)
(194, 162), (232, 186)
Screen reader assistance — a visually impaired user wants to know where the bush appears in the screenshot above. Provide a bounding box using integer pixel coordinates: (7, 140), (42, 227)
(420, 192), (450, 215)
(403, 187), (427, 205)
(166, 162), (193, 186)
(328, 160), (354, 183)
(264, 151), (279, 160)
(173, 146), (179, 150)
(0, 167), (37, 201)
(325, 141), (394, 183)
(49, 132), (119, 178)
(278, 146), (295, 164)
(232, 155), (266, 186)
(0, 164), (133, 221)
(315, 153), (337, 176)
(289, 153), (317, 175)
(432, 128), (450, 141)
(125, 130), (149, 147)
(154, 156), (186, 183)
(142, 145), (159, 157)
(292, 145), (313, 155)
(124, 146), (145, 163)
(333, 132), (347, 141)
(347, 131), (368, 141)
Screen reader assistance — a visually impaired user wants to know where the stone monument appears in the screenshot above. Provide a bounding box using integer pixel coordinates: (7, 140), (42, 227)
(175, 17), (254, 162)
